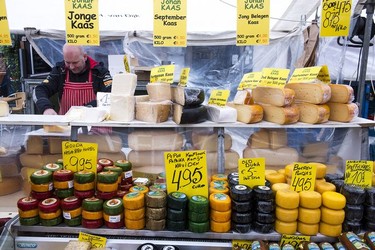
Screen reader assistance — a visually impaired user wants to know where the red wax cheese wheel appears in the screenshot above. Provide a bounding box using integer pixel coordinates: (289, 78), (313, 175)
(74, 189), (95, 199)
(53, 169), (74, 181)
(105, 219), (124, 229)
(17, 197), (39, 211)
(38, 198), (60, 213)
(82, 218), (103, 229)
(96, 191), (117, 200)
(31, 190), (54, 200)
(60, 196), (81, 210)
(98, 158), (114, 167)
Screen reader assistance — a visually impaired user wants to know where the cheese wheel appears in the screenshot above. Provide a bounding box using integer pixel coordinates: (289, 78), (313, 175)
(329, 83), (354, 103)
(210, 220), (231, 233)
(252, 86), (295, 107)
(128, 130), (183, 151)
(210, 209), (231, 222)
(226, 103), (263, 124)
(327, 102), (358, 122)
(146, 82), (171, 101)
(319, 221), (342, 237)
(112, 72), (137, 95)
(125, 207), (145, 220)
(260, 104), (299, 125)
(74, 181), (95, 192)
(284, 164), (293, 177)
(299, 191), (322, 209)
(31, 182), (53, 193)
(233, 89), (253, 105)
(243, 147), (299, 167)
(125, 217), (145, 230)
(297, 221), (319, 236)
(192, 131), (232, 152)
(298, 207), (321, 224)
(271, 183), (290, 192)
(0, 176), (22, 196)
(136, 101), (172, 123)
(82, 210), (103, 220)
(315, 181), (336, 194)
(25, 136), (43, 155)
(209, 193), (231, 212)
(310, 162), (327, 179)
(97, 182), (118, 193)
(275, 189), (299, 209)
(18, 208), (39, 218)
(172, 103), (207, 124)
(266, 172), (286, 184)
(47, 137), (64, 154)
(209, 185), (229, 195)
(39, 209), (62, 220)
(62, 207), (82, 219)
(275, 219), (297, 234)
(145, 207), (166, 220)
(0, 100), (9, 117)
(322, 191), (346, 210)
(123, 192), (145, 210)
(320, 206), (345, 225)
(145, 191), (167, 208)
(53, 180), (73, 190)
(206, 105), (237, 123)
(171, 86), (205, 106)
(285, 82), (331, 104)
(275, 206), (298, 222)
(269, 129), (288, 149)
(247, 129), (269, 148)
(211, 174), (227, 181)
(297, 103), (330, 124)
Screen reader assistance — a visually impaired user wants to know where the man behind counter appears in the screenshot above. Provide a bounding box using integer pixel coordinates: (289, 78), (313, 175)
(33, 44), (112, 115)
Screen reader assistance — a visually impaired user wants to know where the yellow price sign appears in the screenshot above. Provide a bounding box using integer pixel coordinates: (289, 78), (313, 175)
(150, 65), (175, 83)
(65, 0), (99, 46)
(208, 89), (230, 107)
(280, 235), (310, 249)
(0, 0), (11, 46)
(232, 239), (252, 250)
(320, 0), (351, 37)
(123, 55), (130, 73)
(259, 68), (290, 88)
(238, 158), (265, 188)
(79, 232), (106, 248)
(179, 68), (190, 87)
(290, 163), (317, 192)
(345, 160), (373, 188)
(62, 141), (97, 173)
(237, 72), (262, 90)
(288, 65), (331, 84)
(164, 150), (208, 198)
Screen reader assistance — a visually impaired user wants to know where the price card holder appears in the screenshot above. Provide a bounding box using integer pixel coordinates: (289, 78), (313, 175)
(97, 92), (110, 108)
(150, 65), (175, 83)
(259, 68), (290, 88)
(232, 239), (252, 250)
(280, 235), (310, 249)
(62, 141), (97, 173)
(208, 90), (230, 107)
(320, 0), (351, 37)
(237, 72), (262, 90)
(79, 232), (106, 248)
(0, 0), (11, 45)
(238, 158), (265, 188)
(344, 160), (373, 188)
(164, 150), (208, 198)
(288, 65), (330, 84)
(179, 68), (190, 87)
(290, 163), (317, 192)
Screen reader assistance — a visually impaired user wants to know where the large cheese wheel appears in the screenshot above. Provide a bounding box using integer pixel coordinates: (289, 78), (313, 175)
(297, 103), (330, 124)
(276, 189), (299, 209)
(111, 73), (137, 95)
(247, 129), (269, 148)
(135, 101), (171, 123)
(77, 134), (122, 153)
(329, 84), (354, 103)
(243, 147), (299, 167)
(109, 94), (135, 122)
(146, 82), (171, 101)
(299, 191), (322, 209)
(252, 87), (295, 107)
(297, 221), (319, 236)
(226, 103), (263, 124)
(25, 136), (44, 155)
(19, 153), (44, 168)
(128, 130), (183, 151)
(326, 102), (358, 122)
(285, 82), (331, 104)
(192, 131), (232, 152)
(233, 89), (253, 105)
(172, 104), (207, 124)
(171, 86), (205, 106)
(206, 105), (237, 123)
(322, 191), (346, 209)
(0, 176), (22, 196)
(275, 220), (297, 234)
(260, 104), (299, 125)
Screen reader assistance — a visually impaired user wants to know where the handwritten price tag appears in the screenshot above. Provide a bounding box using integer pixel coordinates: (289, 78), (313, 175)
(62, 141), (97, 173)
(97, 92), (111, 107)
(345, 160), (373, 188)
(320, 0), (352, 37)
(150, 65), (175, 83)
(280, 235), (310, 249)
(232, 240), (252, 250)
(238, 158), (265, 188)
(79, 232), (106, 248)
(290, 163), (316, 192)
(259, 68), (290, 88)
(208, 89), (230, 107)
(164, 150), (208, 198)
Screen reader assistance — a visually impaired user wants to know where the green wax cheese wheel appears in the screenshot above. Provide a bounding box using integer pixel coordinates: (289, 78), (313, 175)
(40, 216), (63, 226)
(97, 171), (119, 184)
(188, 210), (209, 223)
(146, 207), (167, 220)
(114, 160), (132, 171)
(146, 191), (167, 208)
(19, 216), (40, 226)
(166, 219), (186, 231)
(253, 185), (274, 201)
(55, 188), (74, 199)
(188, 195), (209, 213)
(167, 192), (188, 210)
(64, 215), (82, 227)
(167, 208), (186, 221)
(103, 166), (123, 174)
(74, 170), (95, 184)
(188, 220), (209, 233)
(30, 170), (53, 184)
(145, 218), (166, 231)
(232, 222), (251, 234)
(103, 198), (124, 215)
(56, 159), (64, 166)
(230, 185), (252, 202)
(42, 163), (62, 172)
(82, 197), (104, 212)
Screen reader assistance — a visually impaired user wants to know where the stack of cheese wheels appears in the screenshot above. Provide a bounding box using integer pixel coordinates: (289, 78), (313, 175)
(97, 158), (113, 173)
(364, 187), (375, 231)
(252, 185), (276, 234)
(341, 184), (366, 234)
(327, 84), (358, 122)
(209, 193), (231, 233)
(115, 160), (133, 192)
(188, 195), (210, 233)
(96, 171), (119, 200)
(229, 184), (253, 233)
(53, 169), (74, 199)
(130, 185), (149, 196)
(42, 163), (62, 173)
(265, 169), (286, 185)
(17, 197), (40, 226)
(145, 191), (167, 230)
(61, 196), (82, 227)
(320, 191), (346, 237)
(297, 191), (322, 236)
(30, 170), (54, 201)
(166, 192), (188, 231)
(123, 192), (146, 229)
(209, 179), (229, 195)
(275, 189), (299, 234)
(73, 170), (95, 200)
(252, 86), (298, 125)
(38, 197), (62, 226)
(81, 197), (104, 229)
(103, 198), (124, 229)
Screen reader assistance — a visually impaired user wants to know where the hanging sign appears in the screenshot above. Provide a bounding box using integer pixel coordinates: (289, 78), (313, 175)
(288, 65), (331, 84)
(238, 158), (265, 188)
(280, 235), (311, 249)
(0, 0), (11, 46)
(320, 0), (352, 37)
(65, 0), (100, 46)
(290, 163), (317, 192)
(237, 0), (270, 46)
(208, 89), (230, 107)
(178, 68), (190, 87)
(150, 65), (175, 83)
(164, 150), (208, 198)
(259, 68), (290, 88)
(237, 72), (262, 90)
(79, 232), (106, 248)
(344, 160), (373, 188)
(62, 141), (98, 173)
(153, 0), (187, 47)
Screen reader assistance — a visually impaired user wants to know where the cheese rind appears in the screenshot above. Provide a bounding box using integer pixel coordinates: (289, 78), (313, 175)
(206, 105), (237, 123)
(297, 103), (330, 124)
(172, 104), (207, 124)
(252, 87), (295, 107)
(326, 102), (358, 122)
(109, 94), (135, 122)
(128, 130), (183, 151)
(233, 89), (253, 105)
(146, 82), (171, 101)
(135, 95), (150, 103)
(171, 86), (205, 106)
(329, 84), (354, 103)
(226, 103), (263, 124)
(285, 82), (331, 104)
(136, 101), (171, 123)
(261, 104), (299, 125)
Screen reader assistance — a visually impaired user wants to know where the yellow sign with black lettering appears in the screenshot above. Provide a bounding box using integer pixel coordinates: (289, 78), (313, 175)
(79, 232), (106, 248)
(259, 68), (290, 88)
(232, 240), (252, 250)
(208, 89), (230, 107)
(179, 67), (190, 87)
(345, 160), (373, 188)
(0, 0), (11, 46)
(238, 72), (262, 90)
(65, 0), (99, 46)
(320, 0), (352, 37)
(288, 65), (331, 84)
(150, 65), (175, 83)
(62, 141), (97, 173)
(153, 0), (187, 47)
(280, 235), (310, 249)
(290, 163), (317, 192)
(238, 158), (265, 188)
(164, 150), (208, 198)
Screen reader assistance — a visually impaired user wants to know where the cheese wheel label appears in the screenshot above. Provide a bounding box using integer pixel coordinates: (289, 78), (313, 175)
(132, 186), (148, 192)
(191, 195), (207, 202)
(234, 185), (247, 191)
(67, 180), (74, 189)
(125, 192), (141, 199)
(99, 159), (112, 165)
(42, 198), (58, 206)
(124, 171), (132, 179)
(21, 197), (37, 203)
(63, 211), (72, 220)
(108, 215), (121, 223)
(64, 197), (79, 203)
(48, 182), (54, 191)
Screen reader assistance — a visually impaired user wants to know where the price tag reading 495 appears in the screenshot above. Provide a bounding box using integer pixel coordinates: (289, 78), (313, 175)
(62, 141), (98, 173)
(164, 150), (208, 198)
(290, 163), (316, 192)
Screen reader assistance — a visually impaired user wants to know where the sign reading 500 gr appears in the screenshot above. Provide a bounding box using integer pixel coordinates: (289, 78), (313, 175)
(62, 141), (98, 173)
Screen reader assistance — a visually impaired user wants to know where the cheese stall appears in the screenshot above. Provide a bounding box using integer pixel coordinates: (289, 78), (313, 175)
(0, 0), (375, 249)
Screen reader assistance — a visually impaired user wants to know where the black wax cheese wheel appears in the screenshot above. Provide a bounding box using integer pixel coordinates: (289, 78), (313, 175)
(231, 200), (252, 213)
(82, 197), (104, 212)
(173, 104), (208, 124)
(167, 208), (186, 221)
(229, 177), (239, 187)
(105, 219), (124, 229)
(265, 180), (272, 188)
(30, 170), (53, 184)
(40, 216), (63, 226)
(82, 218), (103, 229)
(342, 220), (362, 234)
(145, 218), (166, 231)
(166, 219), (186, 231)
(230, 185), (252, 201)
(253, 185), (274, 201)
(188, 220), (209, 233)
(114, 160), (132, 171)
(172, 86), (205, 107)
(74, 170), (95, 184)
(53, 169), (74, 181)
(74, 189), (95, 200)
(43, 163), (62, 172)
(340, 184), (366, 205)
(232, 211), (252, 224)
(38, 198), (60, 213)
(103, 198), (124, 215)
(55, 188), (74, 199)
(188, 210), (209, 223)
(365, 205), (375, 222)
(255, 200), (275, 213)
(146, 191), (167, 208)
(252, 220), (274, 233)
(17, 197), (39, 211)
(98, 158), (113, 167)
(232, 222), (251, 233)
(60, 196), (81, 210)
(365, 221), (375, 231)
(146, 207), (167, 220)
(137, 243), (158, 250)
(344, 204), (364, 221)
(64, 215), (82, 227)
(167, 192), (188, 210)
(97, 171), (119, 184)
(19, 216), (40, 226)
(331, 179), (345, 193)
(188, 195), (209, 213)
(161, 246), (180, 250)
(254, 212), (275, 224)
(325, 173), (344, 183)
(366, 187), (375, 206)
(227, 172), (239, 182)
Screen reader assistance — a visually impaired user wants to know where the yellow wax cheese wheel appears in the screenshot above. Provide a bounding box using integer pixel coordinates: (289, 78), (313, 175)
(97, 182), (118, 193)
(265, 170), (277, 175)
(39, 209), (62, 220)
(271, 183), (290, 192)
(299, 191), (322, 209)
(123, 192), (145, 210)
(31, 182), (53, 192)
(209, 193), (231, 212)
(320, 206), (345, 225)
(129, 185), (149, 195)
(275, 219), (297, 235)
(297, 221), (319, 236)
(319, 221), (342, 237)
(209, 185), (229, 195)
(298, 207), (321, 224)
(18, 208), (39, 218)
(322, 191), (346, 210)
(310, 162), (327, 179)
(315, 181), (336, 194)
(277, 169), (286, 176)
(73, 181), (95, 191)
(62, 207), (82, 219)
(373, 173), (375, 186)
(266, 172), (286, 185)
(125, 207), (145, 220)
(315, 178), (326, 185)
(285, 164), (294, 177)
(286, 177), (292, 185)
(210, 209), (231, 223)
(82, 210), (103, 220)
(211, 174), (227, 181)
(276, 189), (299, 209)
(53, 180), (73, 190)
(275, 206), (298, 222)
(210, 219), (231, 233)
(125, 217), (145, 230)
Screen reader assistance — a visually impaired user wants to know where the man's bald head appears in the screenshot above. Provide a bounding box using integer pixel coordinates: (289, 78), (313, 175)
(63, 44), (88, 74)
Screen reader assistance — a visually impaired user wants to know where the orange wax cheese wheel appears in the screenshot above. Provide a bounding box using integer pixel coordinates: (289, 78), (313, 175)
(310, 162), (327, 179)
(275, 219), (297, 235)
(299, 191), (322, 209)
(319, 221), (342, 237)
(125, 207), (145, 220)
(271, 183), (290, 192)
(73, 181), (95, 191)
(298, 207), (321, 224)
(123, 192), (145, 210)
(82, 210), (103, 220)
(266, 172), (286, 184)
(320, 206), (345, 225)
(62, 207), (82, 219)
(211, 174), (227, 181)
(31, 182), (53, 192)
(39, 208), (62, 220)
(210, 220), (231, 233)
(209, 193), (231, 212)
(275, 206), (298, 222)
(276, 189), (299, 209)
(322, 191), (346, 210)
(210, 209), (231, 223)
(209, 185), (229, 195)
(315, 181), (336, 194)
(97, 182), (118, 193)
(18, 208), (39, 218)
(210, 180), (228, 188)
(297, 221), (319, 236)
(53, 180), (73, 190)
(125, 217), (145, 230)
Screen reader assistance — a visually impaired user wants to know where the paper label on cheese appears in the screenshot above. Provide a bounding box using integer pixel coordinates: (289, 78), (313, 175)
(179, 68), (190, 87)
(238, 72), (262, 90)
(79, 232), (106, 248)
(238, 158), (265, 188)
(0, 0), (11, 45)
(280, 235), (311, 249)
(259, 68), (290, 88)
(97, 92), (111, 107)
(208, 89), (230, 107)
(345, 160), (372, 188)
(150, 65), (175, 83)
(320, 0), (351, 37)
(290, 162), (317, 192)
(288, 65), (331, 84)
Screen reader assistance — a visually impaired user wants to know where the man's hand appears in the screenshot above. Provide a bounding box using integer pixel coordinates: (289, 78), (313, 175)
(43, 108), (57, 115)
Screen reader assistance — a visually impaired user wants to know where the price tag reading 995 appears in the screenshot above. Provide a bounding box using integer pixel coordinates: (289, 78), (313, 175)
(62, 141), (97, 173)
(164, 150), (208, 198)
(290, 163), (316, 192)
(345, 160), (373, 188)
